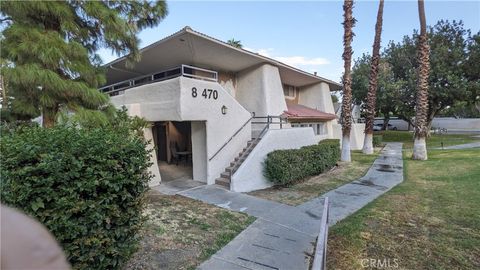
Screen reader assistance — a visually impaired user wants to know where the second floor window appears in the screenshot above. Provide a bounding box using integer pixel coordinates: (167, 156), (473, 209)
(283, 84), (296, 99)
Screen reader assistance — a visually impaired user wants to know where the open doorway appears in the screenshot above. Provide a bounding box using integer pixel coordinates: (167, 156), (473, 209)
(153, 121), (193, 182)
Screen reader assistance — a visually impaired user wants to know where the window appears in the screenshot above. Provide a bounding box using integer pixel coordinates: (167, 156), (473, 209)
(316, 123), (327, 135)
(283, 84), (296, 98)
(291, 122), (327, 135)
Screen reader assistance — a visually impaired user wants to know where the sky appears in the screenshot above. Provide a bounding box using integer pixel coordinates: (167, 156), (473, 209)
(98, 0), (480, 83)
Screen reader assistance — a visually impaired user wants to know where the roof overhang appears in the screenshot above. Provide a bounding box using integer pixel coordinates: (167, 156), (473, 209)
(282, 104), (337, 122)
(104, 27), (342, 91)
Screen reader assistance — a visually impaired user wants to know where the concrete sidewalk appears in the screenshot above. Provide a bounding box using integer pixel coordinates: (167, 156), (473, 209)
(435, 141), (480, 150)
(179, 185), (322, 270)
(299, 143), (404, 225)
(176, 142), (404, 270)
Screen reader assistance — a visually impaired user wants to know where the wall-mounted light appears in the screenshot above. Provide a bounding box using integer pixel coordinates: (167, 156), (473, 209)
(221, 105), (228, 115)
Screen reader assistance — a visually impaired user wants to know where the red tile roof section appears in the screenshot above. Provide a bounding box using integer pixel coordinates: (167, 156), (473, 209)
(282, 104), (337, 121)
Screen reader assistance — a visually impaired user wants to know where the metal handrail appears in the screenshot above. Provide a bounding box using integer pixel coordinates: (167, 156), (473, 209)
(251, 115), (287, 132)
(208, 116), (253, 162)
(209, 115), (288, 177)
(312, 197), (330, 270)
(99, 64), (218, 95)
(227, 115), (288, 178)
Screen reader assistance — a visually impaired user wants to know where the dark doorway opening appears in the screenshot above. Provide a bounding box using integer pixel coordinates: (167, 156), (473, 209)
(153, 121), (193, 182)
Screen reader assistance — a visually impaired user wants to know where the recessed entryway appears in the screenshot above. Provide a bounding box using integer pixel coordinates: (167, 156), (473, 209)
(152, 120), (207, 184)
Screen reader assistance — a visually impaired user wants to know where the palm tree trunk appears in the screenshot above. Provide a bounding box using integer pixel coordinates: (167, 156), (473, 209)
(362, 0), (384, 154)
(412, 0), (430, 160)
(341, 0), (356, 162)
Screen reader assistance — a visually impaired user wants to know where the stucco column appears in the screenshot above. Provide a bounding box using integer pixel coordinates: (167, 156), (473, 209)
(144, 124), (162, 186)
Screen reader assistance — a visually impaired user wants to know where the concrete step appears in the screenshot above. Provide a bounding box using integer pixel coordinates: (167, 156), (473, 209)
(247, 140), (258, 147)
(242, 145), (255, 152)
(220, 172), (231, 179)
(219, 139), (260, 189)
(225, 166), (239, 173)
(215, 177), (230, 189)
(234, 156), (246, 162)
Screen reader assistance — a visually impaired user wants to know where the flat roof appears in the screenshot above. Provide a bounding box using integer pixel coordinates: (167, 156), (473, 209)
(104, 26), (342, 91)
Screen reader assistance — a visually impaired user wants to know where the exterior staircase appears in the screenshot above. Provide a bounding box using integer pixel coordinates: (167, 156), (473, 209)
(215, 138), (259, 189)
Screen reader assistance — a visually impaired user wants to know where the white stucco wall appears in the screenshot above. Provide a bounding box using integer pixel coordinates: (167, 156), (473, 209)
(231, 128), (317, 193)
(218, 72), (236, 97)
(298, 82), (336, 115)
(111, 76), (252, 185)
(191, 121), (208, 182)
(144, 126), (162, 186)
(236, 64), (288, 117)
(297, 82), (337, 140)
(179, 78), (252, 184)
(431, 118), (480, 130)
(332, 123), (365, 151)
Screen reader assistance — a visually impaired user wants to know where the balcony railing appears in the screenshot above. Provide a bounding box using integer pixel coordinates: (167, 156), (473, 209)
(99, 64), (218, 96)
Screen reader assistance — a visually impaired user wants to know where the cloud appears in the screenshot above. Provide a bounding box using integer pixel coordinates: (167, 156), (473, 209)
(243, 47), (274, 58)
(243, 47), (330, 68)
(274, 56), (330, 66)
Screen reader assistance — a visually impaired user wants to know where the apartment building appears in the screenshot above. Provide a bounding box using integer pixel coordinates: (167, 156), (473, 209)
(100, 27), (363, 192)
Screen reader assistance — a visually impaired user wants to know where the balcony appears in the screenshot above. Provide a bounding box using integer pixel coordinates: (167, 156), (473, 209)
(99, 64), (218, 96)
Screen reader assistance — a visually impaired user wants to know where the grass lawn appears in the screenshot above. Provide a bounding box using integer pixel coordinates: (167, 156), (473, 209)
(327, 148), (480, 270)
(249, 149), (380, 206)
(377, 130), (479, 149)
(125, 190), (255, 270)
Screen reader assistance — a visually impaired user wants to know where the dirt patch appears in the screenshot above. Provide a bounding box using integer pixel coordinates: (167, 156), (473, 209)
(124, 190), (255, 270)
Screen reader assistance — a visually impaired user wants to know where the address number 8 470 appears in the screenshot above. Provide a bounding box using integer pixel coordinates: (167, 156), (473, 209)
(192, 87), (218, 100)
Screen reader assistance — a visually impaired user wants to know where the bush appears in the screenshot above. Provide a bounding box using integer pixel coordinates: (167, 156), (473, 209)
(264, 139), (340, 185)
(373, 135), (383, 147)
(0, 123), (152, 269)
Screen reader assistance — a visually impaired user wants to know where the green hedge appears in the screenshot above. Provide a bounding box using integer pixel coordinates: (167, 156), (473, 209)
(373, 135), (383, 147)
(264, 139), (340, 185)
(0, 124), (152, 269)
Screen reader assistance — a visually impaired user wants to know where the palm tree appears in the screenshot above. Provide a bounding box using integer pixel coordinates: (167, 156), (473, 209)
(412, 0), (430, 160)
(341, 0), (356, 162)
(362, 0), (384, 154)
(227, 38), (243, 48)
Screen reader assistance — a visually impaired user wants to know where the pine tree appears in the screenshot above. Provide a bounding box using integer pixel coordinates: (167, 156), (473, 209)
(0, 1), (168, 127)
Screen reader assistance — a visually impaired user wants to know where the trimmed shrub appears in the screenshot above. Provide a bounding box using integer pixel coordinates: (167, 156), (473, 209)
(264, 139), (340, 185)
(373, 135), (383, 147)
(0, 124), (152, 269)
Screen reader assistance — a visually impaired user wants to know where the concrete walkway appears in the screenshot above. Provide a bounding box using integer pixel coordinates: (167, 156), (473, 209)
(175, 142), (404, 270)
(152, 178), (205, 195)
(435, 141), (480, 150)
(179, 185), (322, 270)
(299, 143), (404, 224)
